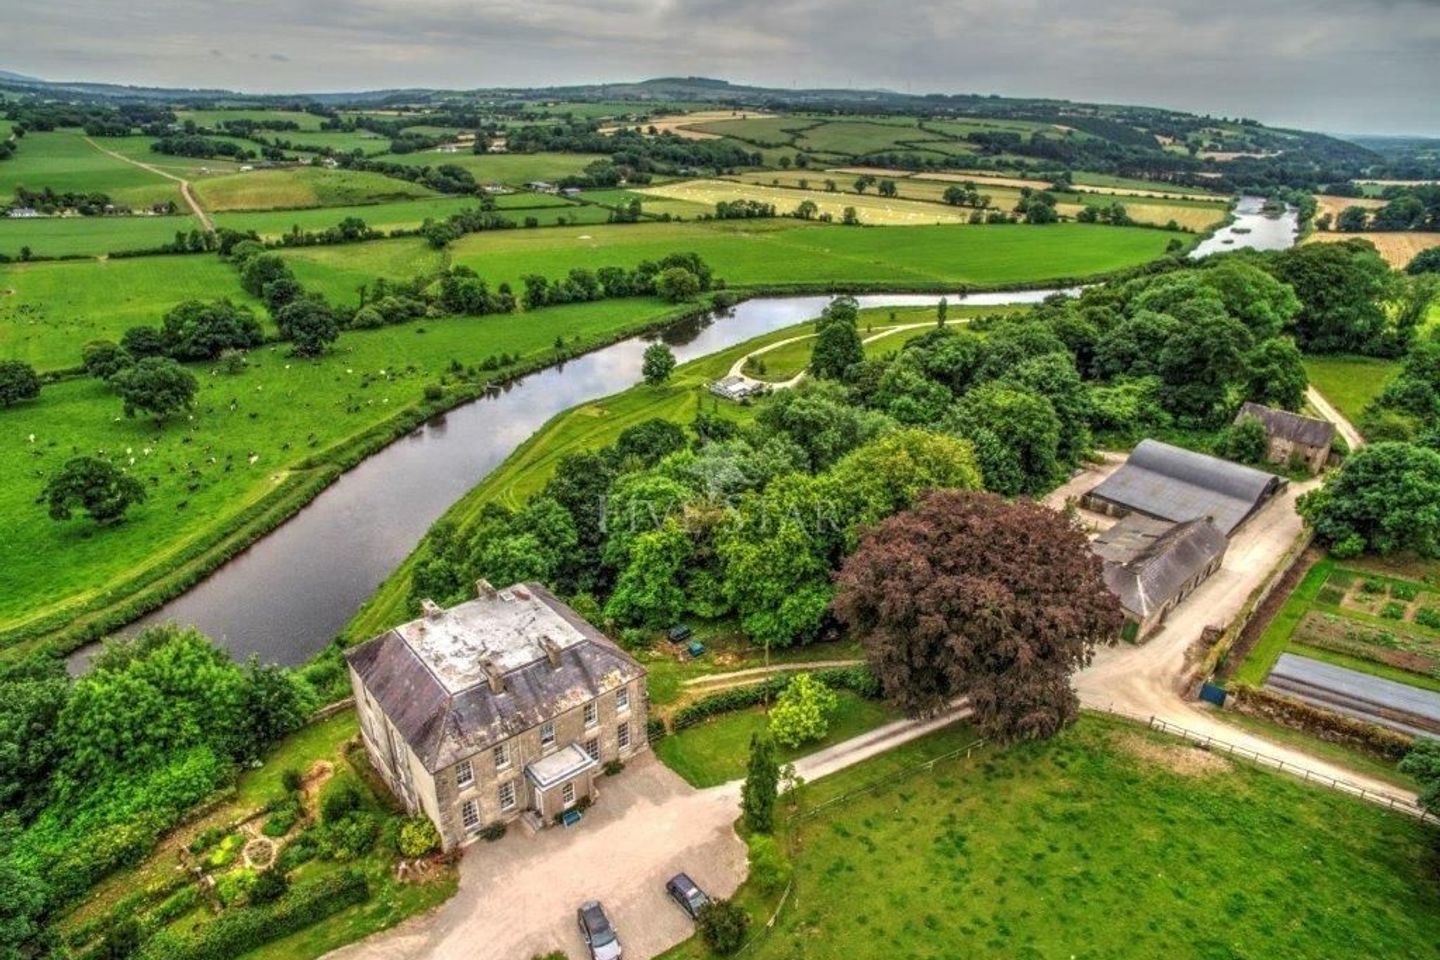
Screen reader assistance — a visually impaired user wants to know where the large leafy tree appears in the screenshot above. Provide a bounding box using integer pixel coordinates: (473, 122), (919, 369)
(823, 428), (982, 544)
(276, 298), (339, 357)
(755, 381), (891, 471)
(0, 657), (70, 818)
(1242, 337), (1309, 411)
(1298, 442), (1440, 558)
(43, 456), (146, 524)
(110, 356), (197, 422)
(1265, 240), (1397, 355)
(949, 383), (1062, 495)
(809, 296), (864, 380)
(0, 360), (40, 407)
(161, 298), (263, 360)
(834, 490), (1123, 741)
(603, 518), (692, 628)
(768, 672), (839, 748)
(641, 341), (677, 386)
(1200, 258), (1301, 341)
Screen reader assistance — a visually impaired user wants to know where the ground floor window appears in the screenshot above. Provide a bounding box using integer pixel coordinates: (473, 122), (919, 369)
(562, 781), (576, 807)
(499, 780), (516, 811)
(617, 721), (631, 750)
(462, 799), (480, 832)
(584, 737), (600, 761)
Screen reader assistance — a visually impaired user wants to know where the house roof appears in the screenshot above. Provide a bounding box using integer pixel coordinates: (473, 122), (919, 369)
(345, 583), (644, 772)
(1236, 402), (1336, 449)
(1086, 439), (1283, 536)
(1092, 515), (1228, 620)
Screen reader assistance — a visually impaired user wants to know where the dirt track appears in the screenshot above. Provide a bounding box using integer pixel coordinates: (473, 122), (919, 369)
(84, 136), (215, 232)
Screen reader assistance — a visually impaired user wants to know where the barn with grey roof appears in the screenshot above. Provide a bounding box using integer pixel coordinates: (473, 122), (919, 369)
(1090, 514), (1228, 641)
(1081, 439), (1284, 536)
(346, 581), (647, 848)
(1234, 401), (1336, 473)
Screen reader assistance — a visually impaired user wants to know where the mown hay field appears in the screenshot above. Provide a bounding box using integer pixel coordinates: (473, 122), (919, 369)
(1305, 230), (1440, 269)
(638, 179), (974, 225)
(191, 167), (438, 211)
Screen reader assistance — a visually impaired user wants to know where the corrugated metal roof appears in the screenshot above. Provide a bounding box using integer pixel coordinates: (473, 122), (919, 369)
(345, 583), (645, 772)
(1236, 402), (1336, 449)
(1093, 515), (1227, 620)
(1087, 439), (1283, 536)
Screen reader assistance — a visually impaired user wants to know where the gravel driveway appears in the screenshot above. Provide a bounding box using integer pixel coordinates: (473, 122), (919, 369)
(326, 753), (747, 960)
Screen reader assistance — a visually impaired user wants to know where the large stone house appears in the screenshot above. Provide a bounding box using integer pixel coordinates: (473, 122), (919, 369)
(345, 581), (647, 849)
(1233, 402), (1336, 473)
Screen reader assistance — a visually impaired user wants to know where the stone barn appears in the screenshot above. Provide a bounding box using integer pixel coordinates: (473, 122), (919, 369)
(1233, 402), (1336, 473)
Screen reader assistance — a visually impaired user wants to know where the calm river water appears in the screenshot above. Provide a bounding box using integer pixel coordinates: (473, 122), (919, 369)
(68, 197), (1298, 672)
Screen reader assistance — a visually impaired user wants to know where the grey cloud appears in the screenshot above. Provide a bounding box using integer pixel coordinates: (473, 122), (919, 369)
(0, 0), (1435, 134)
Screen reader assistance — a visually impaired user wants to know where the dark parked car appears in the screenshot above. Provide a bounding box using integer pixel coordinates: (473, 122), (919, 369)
(577, 900), (622, 960)
(665, 872), (711, 920)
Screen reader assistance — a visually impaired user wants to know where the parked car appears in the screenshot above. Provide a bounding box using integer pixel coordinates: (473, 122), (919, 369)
(665, 872), (711, 920)
(577, 900), (622, 960)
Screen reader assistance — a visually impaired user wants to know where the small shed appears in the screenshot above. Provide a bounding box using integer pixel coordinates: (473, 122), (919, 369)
(708, 375), (765, 402)
(1234, 402), (1335, 473)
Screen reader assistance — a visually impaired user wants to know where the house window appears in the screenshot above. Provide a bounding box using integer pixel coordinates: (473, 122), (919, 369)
(462, 799), (480, 832)
(499, 780), (516, 811)
(494, 743), (510, 770)
(541, 721), (556, 747)
(615, 686), (630, 712)
(562, 782), (576, 807)
(455, 759), (474, 789)
(617, 722), (631, 750)
(585, 738), (600, 761)
(584, 701), (598, 728)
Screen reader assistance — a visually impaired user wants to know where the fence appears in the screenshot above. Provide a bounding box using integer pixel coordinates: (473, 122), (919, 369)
(1088, 701), (1435, 823)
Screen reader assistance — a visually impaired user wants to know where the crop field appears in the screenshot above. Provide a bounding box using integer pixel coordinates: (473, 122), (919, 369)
(0, 211), (201, 258)
(372, 151), (610, 186)
(639, 179), (973, 225)
(1070, 171), (1223, 196)
(0, 254), (260, 370)
(175, 108), (327, 131)
(922, 117), (1063, 139)
(575, 187), (711, 219)
(677, 716), (1440, 960)
(1305, 230), (1440, 269)
(279, 218), (1178, 303)
(0, 131), (183, 208)
(689, 115), (814, 144)
(0, 296), (690, 639)
(191, 167), (439, 211)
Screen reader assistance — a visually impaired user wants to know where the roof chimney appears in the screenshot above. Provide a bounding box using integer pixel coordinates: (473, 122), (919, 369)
(420, 598), (443, 620)
(540, 635), (562, 669)
(476, 578), (496, 599)
(481, 658), (505, 694)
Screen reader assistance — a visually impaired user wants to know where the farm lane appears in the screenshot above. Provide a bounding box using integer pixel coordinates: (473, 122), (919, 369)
(1306, 385), (1365, 450)
(83, 136), (216, 232)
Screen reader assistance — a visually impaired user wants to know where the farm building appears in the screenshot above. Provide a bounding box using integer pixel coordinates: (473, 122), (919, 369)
(526, 180), (559, 193)
(1233, 402), (1335, 473)
(708, 374), (766, 402)
(1266, 653), (1440, 737)
(345, 580), (647, 849)
(1082, 439), (1283, 536)
(1090, 515), (1228, 641)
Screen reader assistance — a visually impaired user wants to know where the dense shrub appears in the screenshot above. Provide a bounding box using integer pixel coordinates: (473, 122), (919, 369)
(396, 816), (441, 857)
(672, 666), (878, 729)
(746, 834), (792, 894)
(319, 778), (363, 823)
(697, 899), (749, 955)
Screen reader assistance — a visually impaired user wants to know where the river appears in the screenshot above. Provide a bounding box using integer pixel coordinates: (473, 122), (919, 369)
(68, 198), (1298, 672)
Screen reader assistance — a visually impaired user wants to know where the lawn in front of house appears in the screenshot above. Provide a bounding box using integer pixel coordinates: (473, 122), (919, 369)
(663, 714), (1440, 959)
(655, 690), (898, 788)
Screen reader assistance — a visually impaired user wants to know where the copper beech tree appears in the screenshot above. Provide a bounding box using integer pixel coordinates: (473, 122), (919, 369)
(833, 489), (1123, 742)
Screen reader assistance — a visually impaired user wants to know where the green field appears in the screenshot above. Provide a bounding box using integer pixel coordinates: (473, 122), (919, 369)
(372, 151), (611, 185)
(274, 130), (394, 156)
(176, 109), (327, 131)
(282, 219), (1175, 307)
(0, 297), (692, 643)
(663, 715), (1440, 960)
(1303, 355), (1403, 425)
(192, 167), (438, 211)
(87, 135), (249, 178)
(0, 131), (183, 208)
(655, 690), (896, 787)
(0, 254), (260, 370)
(0, 212), (201, 258)
(210, 193), (583, 239)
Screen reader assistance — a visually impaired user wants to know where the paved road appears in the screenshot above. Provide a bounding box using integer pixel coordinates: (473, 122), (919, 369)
(84, 136), (215, 232)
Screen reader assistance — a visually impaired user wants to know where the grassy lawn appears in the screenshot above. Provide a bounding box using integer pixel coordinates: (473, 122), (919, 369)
(176, 109), (327, 131)
(0, 296), (691, 646)
(0, 212), (203, 258)
(665, 714), (1440, 959)
(211, 193), (585, 239)
(191, 167), (438, 211)
(1303, 355), (1402, 426)
(0, 253), (262, 371)
(0, 130), (183, 209)
(372, 150), (611, 186)
(640, 633), (865, 708)
(656, 690), (897, 787)
(1232, 558), (1334, 686)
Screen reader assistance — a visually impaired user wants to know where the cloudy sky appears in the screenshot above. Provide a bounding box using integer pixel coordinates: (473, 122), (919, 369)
(3, 0), (1438, 135)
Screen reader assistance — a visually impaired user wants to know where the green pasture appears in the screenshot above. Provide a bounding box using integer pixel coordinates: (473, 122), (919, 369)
(0, 254), (260, 370)
(0, 297), (689, 640)
(701, 715), (1440, 960)
(1303, 355), (1402, 425)
(372, 151), (611, 185)
(0, 131), (182, 208)
(210, 193), (585, 239)
(0, 213), (201, 258)
(192, 167), (438, 211)
(275, 130), (393, 156)
(87, 135), (248, 178)
(176, 109), (327, 131)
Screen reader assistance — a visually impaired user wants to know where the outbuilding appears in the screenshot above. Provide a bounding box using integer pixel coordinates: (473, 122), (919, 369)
(1233, 402), (1336, 473)
(1091, 514), (1228, 641)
